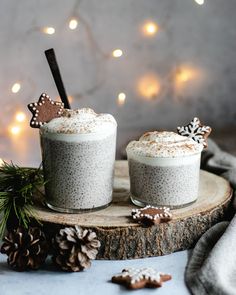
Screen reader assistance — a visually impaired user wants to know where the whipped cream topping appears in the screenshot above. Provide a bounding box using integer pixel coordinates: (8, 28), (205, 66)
(40, 108), (117, 134)
(126, 131), (203, 158)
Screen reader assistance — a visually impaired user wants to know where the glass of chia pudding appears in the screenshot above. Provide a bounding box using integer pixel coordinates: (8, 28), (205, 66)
(126, 131), (203, 208)
(40, 108), (117, 213)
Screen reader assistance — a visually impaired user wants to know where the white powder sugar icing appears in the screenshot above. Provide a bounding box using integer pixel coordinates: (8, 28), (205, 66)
(126, 131), (203, 160)
(41, 108), (117, 134)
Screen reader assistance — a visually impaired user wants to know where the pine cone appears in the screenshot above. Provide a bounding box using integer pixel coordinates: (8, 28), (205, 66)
(1, 226), (49, 271)
(52, 225), (101, 272)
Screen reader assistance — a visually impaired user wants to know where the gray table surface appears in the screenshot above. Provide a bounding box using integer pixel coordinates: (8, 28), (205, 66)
(0, 250), (190, 295)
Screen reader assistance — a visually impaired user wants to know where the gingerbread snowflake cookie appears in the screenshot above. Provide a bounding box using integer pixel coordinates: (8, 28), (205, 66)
(177, 117), (211, 148)
(132, 205), (172, 225)
(28, 93), (64, 128)
(112, 267), (172, 290)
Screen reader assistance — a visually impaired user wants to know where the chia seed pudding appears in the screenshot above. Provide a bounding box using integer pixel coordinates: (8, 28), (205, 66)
(126, 131), (203, 208)
(40, 108), (117, 213)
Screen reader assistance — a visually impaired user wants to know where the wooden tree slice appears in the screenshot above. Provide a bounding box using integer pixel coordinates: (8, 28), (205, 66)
(35, 160), (233, 260)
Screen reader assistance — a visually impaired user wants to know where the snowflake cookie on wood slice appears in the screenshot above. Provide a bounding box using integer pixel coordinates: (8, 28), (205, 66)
(131, 205), (172, 225)
(112, 267), (172, 290)
(28, 93), (64, 128)
(177, 117), (212, 148)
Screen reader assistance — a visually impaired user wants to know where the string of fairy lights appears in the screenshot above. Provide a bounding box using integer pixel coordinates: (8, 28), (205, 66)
(0, 0), (205, 164)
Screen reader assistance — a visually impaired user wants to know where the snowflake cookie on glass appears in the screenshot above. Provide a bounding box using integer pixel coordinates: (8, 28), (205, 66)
(112, 267), (172, 290)
(177, 117), (212, 148)
(131, 205), (172, 225)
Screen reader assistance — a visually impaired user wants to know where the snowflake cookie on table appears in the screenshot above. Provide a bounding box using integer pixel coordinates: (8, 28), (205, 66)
(177, 117), (212, 148)
(112, 267), (172, 290)
(131, 205), (172, 225)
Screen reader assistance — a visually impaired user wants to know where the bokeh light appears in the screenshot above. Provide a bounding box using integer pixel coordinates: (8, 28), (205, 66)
(142, 21), (159, 36)
(43, 27), (55, 35)
(138, 74), (161, 100)
(15, 112), (26, 123)
(9, 126), (21, 136)
(112, 49), (123, 58)
(69, 19), (78, 30)
(194, 0), (204, 5)
(174, 66), (198, 90)
(11, 83), (21, 93)
(117, 92), (126, 105)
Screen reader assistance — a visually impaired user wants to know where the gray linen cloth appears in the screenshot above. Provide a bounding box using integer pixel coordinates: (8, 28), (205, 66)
(185, 139), (236, 295)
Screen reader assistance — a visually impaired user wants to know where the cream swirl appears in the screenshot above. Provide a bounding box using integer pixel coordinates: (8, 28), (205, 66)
(40, 108), (117, 135)
(126, 131), (203, 158)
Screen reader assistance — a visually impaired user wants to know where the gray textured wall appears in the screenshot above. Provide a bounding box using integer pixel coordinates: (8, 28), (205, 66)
(0, 0), (235, 165)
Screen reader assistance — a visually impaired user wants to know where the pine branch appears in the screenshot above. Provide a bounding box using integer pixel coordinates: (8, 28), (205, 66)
(0, 161), (45, 236)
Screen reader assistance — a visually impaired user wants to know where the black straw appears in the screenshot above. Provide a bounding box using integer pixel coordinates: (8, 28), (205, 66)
(45, 48), (71, 109)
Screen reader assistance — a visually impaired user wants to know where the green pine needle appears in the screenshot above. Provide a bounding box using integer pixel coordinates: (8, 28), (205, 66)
(0, 161), (45, 237)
